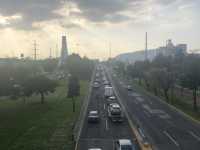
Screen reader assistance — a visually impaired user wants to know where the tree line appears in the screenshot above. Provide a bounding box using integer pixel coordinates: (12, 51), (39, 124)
(113, 53), (200, 111)
(0, 54), (95, 106)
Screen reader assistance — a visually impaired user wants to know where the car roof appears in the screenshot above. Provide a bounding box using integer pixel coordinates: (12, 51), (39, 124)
(111, 103), (120, 108)
(109, 96), (116, 99)
(105, 86), (112, 88)
(119, 139), (132, 145)
(89, 111), (98, 114)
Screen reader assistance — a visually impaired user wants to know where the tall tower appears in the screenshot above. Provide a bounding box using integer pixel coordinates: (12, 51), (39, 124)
(58, 36), (68, 68)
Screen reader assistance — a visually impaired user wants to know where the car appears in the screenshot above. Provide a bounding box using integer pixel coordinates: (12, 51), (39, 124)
(95, 73), (100, 78)
(126, 85), (132, 91)
(107, 96), (116, 104)
(88, 148), (102, 150)
(108, 96), (116, 100)
(95, 77), (100, 82)
(104, 86), (113, 98)
(103, 80), (109, 86)
(102, 77), (107, 81)
(115, 139), (135, 150)
(88, 111), (100, 123)
(93, 82), (100, 88)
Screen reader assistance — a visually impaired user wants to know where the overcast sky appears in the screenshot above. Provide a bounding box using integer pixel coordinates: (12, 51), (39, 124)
(0, 0), (199, 59)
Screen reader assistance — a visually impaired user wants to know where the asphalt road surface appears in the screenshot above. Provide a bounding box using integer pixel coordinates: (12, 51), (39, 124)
(77, 69), (139, 150)
(106, 67), (200, 150)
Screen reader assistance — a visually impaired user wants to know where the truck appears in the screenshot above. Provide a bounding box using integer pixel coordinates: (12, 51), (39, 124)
(108, 103), (123, 122)
(104, 86), (113, 98)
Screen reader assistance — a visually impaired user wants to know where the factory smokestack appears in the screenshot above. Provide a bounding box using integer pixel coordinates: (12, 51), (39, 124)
(58, 36), (68, 68)
(145, 32), (148, 60)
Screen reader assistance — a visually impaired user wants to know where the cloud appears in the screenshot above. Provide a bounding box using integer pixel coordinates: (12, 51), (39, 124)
(0, 0), (63, 30)
(0, 0), (196, 30)
(69, 0), (138, 23)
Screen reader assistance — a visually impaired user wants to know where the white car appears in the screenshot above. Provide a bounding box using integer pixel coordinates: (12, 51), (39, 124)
(88, 149), (102, 150)
(93, 82), (100, 88)
(115, 139), (135, 150)
(126, 85), (132, 91)
(108, 96), (116, 101)
(88, 111), (100, 123)
(107, 96), (116, 104)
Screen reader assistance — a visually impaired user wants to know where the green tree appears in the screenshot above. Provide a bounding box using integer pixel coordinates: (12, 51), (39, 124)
(23, 75), (58, 104)
(113, 61), (126, 77)
(146, 68), (160, 96)
(67, 75), (80, 112)
(64, 54), (94, 80)
(134, 60), (150, 86)
(180, 54), (200, 111)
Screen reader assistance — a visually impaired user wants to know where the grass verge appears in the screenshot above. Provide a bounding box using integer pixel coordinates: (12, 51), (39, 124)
(0, 80), (89, 150)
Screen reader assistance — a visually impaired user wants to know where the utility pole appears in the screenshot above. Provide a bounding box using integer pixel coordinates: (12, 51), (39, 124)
(49, 48), (52, 59)
(55, 44), (58, 58)
(109, 42), (111, 59)
(145, 32), (148, 61)
(33, 40), (38, 60)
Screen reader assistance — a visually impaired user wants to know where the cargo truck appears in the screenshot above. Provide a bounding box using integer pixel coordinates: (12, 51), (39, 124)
(108, 103), (123, 122)
(104, 86), (113, 98)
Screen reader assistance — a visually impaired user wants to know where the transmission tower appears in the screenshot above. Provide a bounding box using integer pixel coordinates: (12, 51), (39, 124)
(33, 40), (38, 60)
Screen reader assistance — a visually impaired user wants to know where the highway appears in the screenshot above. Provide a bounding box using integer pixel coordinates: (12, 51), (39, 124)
(106, 67), (200, 150)
(76, 68), (139, 150)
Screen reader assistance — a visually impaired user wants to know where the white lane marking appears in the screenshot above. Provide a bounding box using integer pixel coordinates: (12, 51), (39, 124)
(159, 114), (171, 119)
(105, 119), (109, 130)
(189, 131), (200, 141)
(104, 104), (106, 110)
(136, 97), (144, 102)
(142, 104), (171, 119)
(143, 110), (151, 117)
(163, 131), (179, 147)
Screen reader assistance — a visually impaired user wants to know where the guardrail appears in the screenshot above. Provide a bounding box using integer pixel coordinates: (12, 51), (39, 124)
(105, 67), (154, 150)
(73, 67), (96, 150)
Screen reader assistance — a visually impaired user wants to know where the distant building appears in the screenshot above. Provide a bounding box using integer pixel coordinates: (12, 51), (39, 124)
(157, 39), (187, 57)
(58, 36), (68, 68)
